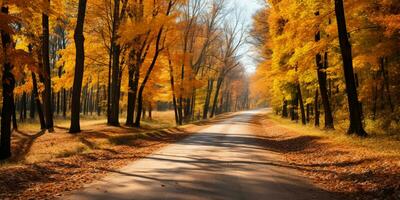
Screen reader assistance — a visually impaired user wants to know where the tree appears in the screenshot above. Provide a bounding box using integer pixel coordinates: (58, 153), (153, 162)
(69, 0), (88, 133)
(0, 6), (15, 160)
(42, 0), (54, 132)
(134, 0), (175, 128)
(315, 11), (334, 129)
(334, 0), (367, 136)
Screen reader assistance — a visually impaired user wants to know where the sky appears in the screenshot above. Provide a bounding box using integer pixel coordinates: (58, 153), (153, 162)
(230, 0), (265, 74)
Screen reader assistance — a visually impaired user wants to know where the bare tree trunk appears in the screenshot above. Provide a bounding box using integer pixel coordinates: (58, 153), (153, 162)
(107, 48), (112, 123)
(42, 0), (54, 132)
(203, 79), (214, 119)
(30, 93), (36, 119)
(168, 55), (179, 124)
(315, 11), (334, 129)
(69, 0), (87, 133)
(282, 99), (288, 118)
(32, 73), (46, 129)
(126, 51), (136, 126)
(210, 77), (223, 118)
(334, 0), (367, 136)
(314, 89), (320, 127)
(297, 84), (306, 125)
(12, 95), (18, 130)
(0, 5), (15, 159)
(20, 92), (27, 122)
(62, 88), (67, 118)
(109, 0), (122, 126)
(380, 57), (394, 112)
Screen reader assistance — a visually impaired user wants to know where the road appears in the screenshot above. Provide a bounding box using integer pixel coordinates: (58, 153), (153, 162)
(65, 110), (336, 200)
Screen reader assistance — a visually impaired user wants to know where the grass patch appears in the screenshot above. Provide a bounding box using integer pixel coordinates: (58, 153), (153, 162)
(108, 134), (146, 145)
(266, 113), (400, 156)
(55, 146), (90, 158)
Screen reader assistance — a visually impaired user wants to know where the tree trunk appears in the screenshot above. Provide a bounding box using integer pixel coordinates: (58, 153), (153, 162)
(210, 77), (223, 118)
(126, 51), (136, 126)
(203, 79), (214, 119)
(32, 73), (46, 129)
(0, 5), (15, 159)
(107, 48), (112, 123)
(83, 84), (87, 115)
(314, 89), (320, 127)
(42, 1), (54, 132)
(315, 11), (334, 129)
(12, 95), (18, 130)
(168, 55), (179, 124)
(109, 0), (122, 126)
(380, 57), (394, 112)
(20, 92), (27, 122)
(69, 0), (87, 133)
(96, 75), (101, 116)
(282, 99), (288, 118)
(134, 0), (173, 128)
(334, 0), (367, 136)
(30, 93), (36, 119)
(297, 84), (306, 125)
(148, 104), (152, 120)
(134, 34), (162, 127)
(62, 88), (67, 118)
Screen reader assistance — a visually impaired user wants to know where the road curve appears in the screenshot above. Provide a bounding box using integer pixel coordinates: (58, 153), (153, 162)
(64, 110), (336, 200)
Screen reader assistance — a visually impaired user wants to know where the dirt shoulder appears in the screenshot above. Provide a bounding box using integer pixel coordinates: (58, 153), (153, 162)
(254, 112), (400, 200)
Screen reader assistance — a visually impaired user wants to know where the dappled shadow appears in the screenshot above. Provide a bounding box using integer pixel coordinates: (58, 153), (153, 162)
(0, 124), (191, 199)
(1, 111), (399, 200)
(10, 130), (46, 162)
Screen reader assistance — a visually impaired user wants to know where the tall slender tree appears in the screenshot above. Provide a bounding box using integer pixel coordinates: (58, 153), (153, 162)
(42, 0), (54, 132)
(334, 0), (367, 136)
(69, 0), (88, 133)
(315, 11), (334, 129)
(0, 6), (15, 160)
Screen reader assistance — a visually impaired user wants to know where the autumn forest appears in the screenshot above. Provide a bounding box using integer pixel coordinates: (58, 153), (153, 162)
(0, 0), (399, 199)
(0, 0), (251, 160)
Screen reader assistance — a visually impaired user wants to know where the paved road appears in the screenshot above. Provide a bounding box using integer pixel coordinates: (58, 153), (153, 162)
(65, 110), (336, 200)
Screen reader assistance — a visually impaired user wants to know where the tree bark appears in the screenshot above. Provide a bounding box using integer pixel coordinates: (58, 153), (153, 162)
(282, 99), (288, 118)
(12, 95), (18, 130)
(210, 77), (223, 118)
(107, 48), (112, 123)
(380, 57), (394, 112)
(62, 88), (67, 118)
(69, 0), (87, 133)
(126, 51), (136, 126)
(315, 11), (334, 129)
(314, 89), (320, 127)
(168, 54), (179, 124)
(109, 0), (122, 126)
(32, 73), (46, 129)
(42, 0), (54, 132)
(203, 79), (214, 119)
(30, 93), (36, 119)
(334, 0), (367, 136)
(0, 6), (15, 159)
(20, 92), (27, 122)
(297, 84), (306, 125)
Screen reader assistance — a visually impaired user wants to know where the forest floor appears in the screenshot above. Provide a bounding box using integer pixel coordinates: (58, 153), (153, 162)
(0, 110), (399, 200)
(260, 112), (400, 200)
(0, 111), (210, 199)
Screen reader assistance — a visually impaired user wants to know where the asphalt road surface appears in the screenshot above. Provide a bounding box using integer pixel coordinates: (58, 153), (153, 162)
(64, 110), (336, 200)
